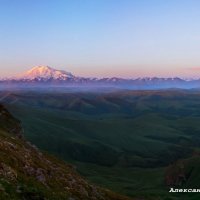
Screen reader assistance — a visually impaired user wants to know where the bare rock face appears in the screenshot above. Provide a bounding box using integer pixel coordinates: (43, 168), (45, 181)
(0, 104), (131, 200)
(0, 163), (17, 182)
(165, 155), (200, 188)
(165, 162), (187, 186)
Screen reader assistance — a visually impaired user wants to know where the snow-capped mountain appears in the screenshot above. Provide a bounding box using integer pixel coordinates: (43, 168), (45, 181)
(15, 66), (74, 80)
(1, 65), (200, 89)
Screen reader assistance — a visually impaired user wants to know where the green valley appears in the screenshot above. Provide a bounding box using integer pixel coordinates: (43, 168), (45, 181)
(1, 88), (200, 199)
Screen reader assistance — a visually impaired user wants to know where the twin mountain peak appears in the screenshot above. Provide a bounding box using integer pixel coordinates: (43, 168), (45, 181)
(16, 66), (74, 80)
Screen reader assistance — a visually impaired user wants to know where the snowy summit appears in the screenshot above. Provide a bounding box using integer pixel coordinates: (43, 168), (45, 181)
(16, 66), (74, 80)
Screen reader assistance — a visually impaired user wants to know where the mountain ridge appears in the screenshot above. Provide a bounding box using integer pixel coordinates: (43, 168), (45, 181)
(1, 66), (200, 89)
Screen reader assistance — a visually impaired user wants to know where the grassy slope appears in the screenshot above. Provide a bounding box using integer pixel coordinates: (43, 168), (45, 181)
(2, 89), (200, 199)
(0, 105), (131, 200)
(8, 105), (191, 167)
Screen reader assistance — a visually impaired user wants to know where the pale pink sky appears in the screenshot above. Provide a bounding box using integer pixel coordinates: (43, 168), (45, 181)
(1, 1), (200, 79)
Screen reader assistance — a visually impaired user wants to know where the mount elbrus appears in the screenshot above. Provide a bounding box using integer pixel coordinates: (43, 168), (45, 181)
(1, 65), (200, 89)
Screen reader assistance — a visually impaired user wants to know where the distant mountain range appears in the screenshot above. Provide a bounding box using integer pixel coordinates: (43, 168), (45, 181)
(1, 65), (200, 89)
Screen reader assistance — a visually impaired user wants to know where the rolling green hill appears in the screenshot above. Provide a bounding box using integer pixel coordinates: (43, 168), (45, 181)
(1, 89), (200, 199)
(0, 104), (131, 200)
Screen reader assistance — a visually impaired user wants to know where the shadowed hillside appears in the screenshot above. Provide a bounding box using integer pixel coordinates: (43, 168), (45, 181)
(0, 104), (131, 200)
(2, 89), (200, 199)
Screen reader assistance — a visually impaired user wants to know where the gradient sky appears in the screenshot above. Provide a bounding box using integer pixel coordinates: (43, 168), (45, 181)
(1, 0), (200, 78)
